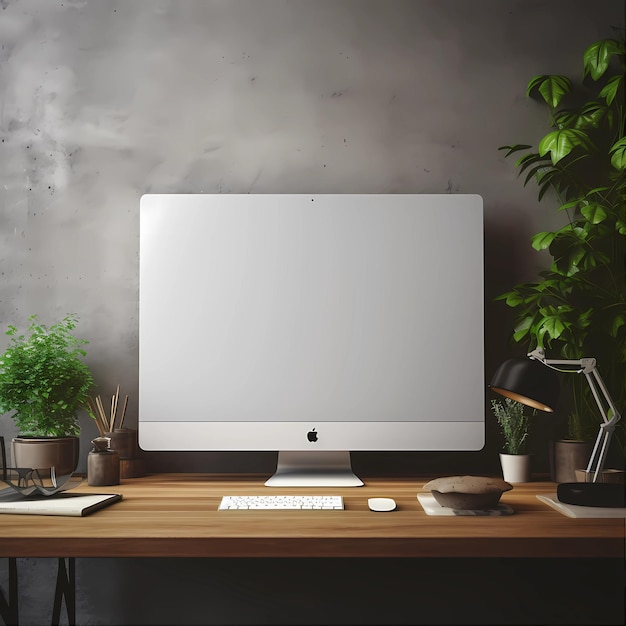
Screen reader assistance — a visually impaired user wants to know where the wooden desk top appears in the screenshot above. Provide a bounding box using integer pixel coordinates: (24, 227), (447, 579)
(0, 473), (623, 559)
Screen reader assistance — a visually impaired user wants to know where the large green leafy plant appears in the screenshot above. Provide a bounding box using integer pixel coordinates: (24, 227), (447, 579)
(498, 37), (626, 451)
(0, 315), (94, 437)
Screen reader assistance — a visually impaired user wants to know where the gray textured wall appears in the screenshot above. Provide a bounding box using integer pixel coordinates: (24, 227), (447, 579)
(2, 0), (622, 474)
(1, 1), (624, 624)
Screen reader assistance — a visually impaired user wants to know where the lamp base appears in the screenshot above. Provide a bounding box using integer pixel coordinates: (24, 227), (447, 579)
(557, 482), (625, 508)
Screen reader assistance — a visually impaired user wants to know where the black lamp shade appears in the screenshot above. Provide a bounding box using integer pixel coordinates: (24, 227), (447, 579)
(489, 357), (560, 412)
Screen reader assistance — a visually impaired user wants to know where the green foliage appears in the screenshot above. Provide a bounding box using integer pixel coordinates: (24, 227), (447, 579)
(491, 398), (535, 455)
(0, 315), (94, 437)
(498, 36), (626, 451)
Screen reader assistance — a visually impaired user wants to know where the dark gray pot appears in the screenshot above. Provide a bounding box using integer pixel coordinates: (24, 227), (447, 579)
(550, 439), (593, 483)
(11, 436), (79, 476)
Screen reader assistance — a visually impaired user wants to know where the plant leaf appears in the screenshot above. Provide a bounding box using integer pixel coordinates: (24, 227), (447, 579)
(611, 314), (626, 337)
(531, 231), (556, 251)
(512, 316), (533, 342)
(538, 129), (593, 165)
(527, 75), (571, 108)
(556, 199), (580, 213)
(542, 316), (566, 340)
(580, 202), (607, 224)
(536, 169), (568, 201)
(583, 39), (622, 80)
(574, 102), (606, 129)
(585, 186), (610, 197)
(609, 137), (626, 171)
(515, 152), (544, 171)
(499, 144), (533, 158)
(504, 292), (525, 307)
(598, 74), (623, 106)
(548, 229), (587, 276)
(553, 103), (606, 130)
(553, 109), (576, 129)
(523, 164), (552, 186)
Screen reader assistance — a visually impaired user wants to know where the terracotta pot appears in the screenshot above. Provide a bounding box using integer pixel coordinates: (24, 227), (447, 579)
(574, 468), (625, 484)
(11, 436), (79, 476)
(550, 439), (593, 483)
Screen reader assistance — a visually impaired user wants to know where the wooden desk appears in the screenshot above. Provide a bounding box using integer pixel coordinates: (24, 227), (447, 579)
(0, 473), (623, 559)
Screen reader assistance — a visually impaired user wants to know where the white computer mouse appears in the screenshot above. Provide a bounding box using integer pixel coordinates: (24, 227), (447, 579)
(367, 497), (396, 512)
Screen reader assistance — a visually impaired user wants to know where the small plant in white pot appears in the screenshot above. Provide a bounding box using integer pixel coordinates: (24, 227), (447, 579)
(0, 315), (94, 475)
(491, 398), (535, 483)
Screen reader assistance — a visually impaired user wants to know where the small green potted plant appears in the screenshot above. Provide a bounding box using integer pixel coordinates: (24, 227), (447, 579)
(0, 314), (94, 475)
(491, 398), (535, 483)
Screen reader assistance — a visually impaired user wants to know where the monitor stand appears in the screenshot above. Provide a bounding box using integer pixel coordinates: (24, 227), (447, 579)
(264, 451), (364, 487)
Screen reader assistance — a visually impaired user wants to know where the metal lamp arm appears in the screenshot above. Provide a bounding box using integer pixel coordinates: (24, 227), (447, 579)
(527, 348), (621, 482)
(586, 368), (621, 427)
(527, 349), (621, 427)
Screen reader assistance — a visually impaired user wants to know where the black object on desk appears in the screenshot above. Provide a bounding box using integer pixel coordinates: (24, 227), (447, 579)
(558, 482), (625, 508)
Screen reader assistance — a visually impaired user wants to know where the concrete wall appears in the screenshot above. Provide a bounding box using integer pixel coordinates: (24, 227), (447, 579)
(0, 1), (624, 624)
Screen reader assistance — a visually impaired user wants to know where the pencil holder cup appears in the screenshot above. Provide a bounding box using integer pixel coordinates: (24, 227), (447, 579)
(104, 428), (138, 460)
(104, 428), (145, 479)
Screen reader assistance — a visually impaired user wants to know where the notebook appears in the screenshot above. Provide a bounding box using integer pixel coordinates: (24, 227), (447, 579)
(0, 491), (122, 516)
(537, 494), (626, 518)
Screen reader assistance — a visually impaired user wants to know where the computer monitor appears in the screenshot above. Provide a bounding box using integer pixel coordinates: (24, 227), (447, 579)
(138, 194), (484, 486)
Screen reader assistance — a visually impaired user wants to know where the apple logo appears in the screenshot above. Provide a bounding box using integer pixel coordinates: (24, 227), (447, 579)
(307, 428), (318, 442)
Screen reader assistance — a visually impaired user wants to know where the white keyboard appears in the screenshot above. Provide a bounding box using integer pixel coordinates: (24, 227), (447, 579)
(218, 495), (344, 510)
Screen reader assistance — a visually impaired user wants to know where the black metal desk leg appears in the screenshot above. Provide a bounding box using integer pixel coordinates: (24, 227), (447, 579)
(51, 558), (75, 626)
(0, 558), (18, 626)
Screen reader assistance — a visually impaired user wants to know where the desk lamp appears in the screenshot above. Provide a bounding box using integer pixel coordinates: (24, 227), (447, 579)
(489, 348), (624, 508)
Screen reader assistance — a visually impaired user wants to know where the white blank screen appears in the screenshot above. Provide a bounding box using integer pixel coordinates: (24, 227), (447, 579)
(139, 194), (484, 451)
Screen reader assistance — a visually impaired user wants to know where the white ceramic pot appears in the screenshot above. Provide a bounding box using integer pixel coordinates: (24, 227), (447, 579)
(499, 453), (531, 484)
